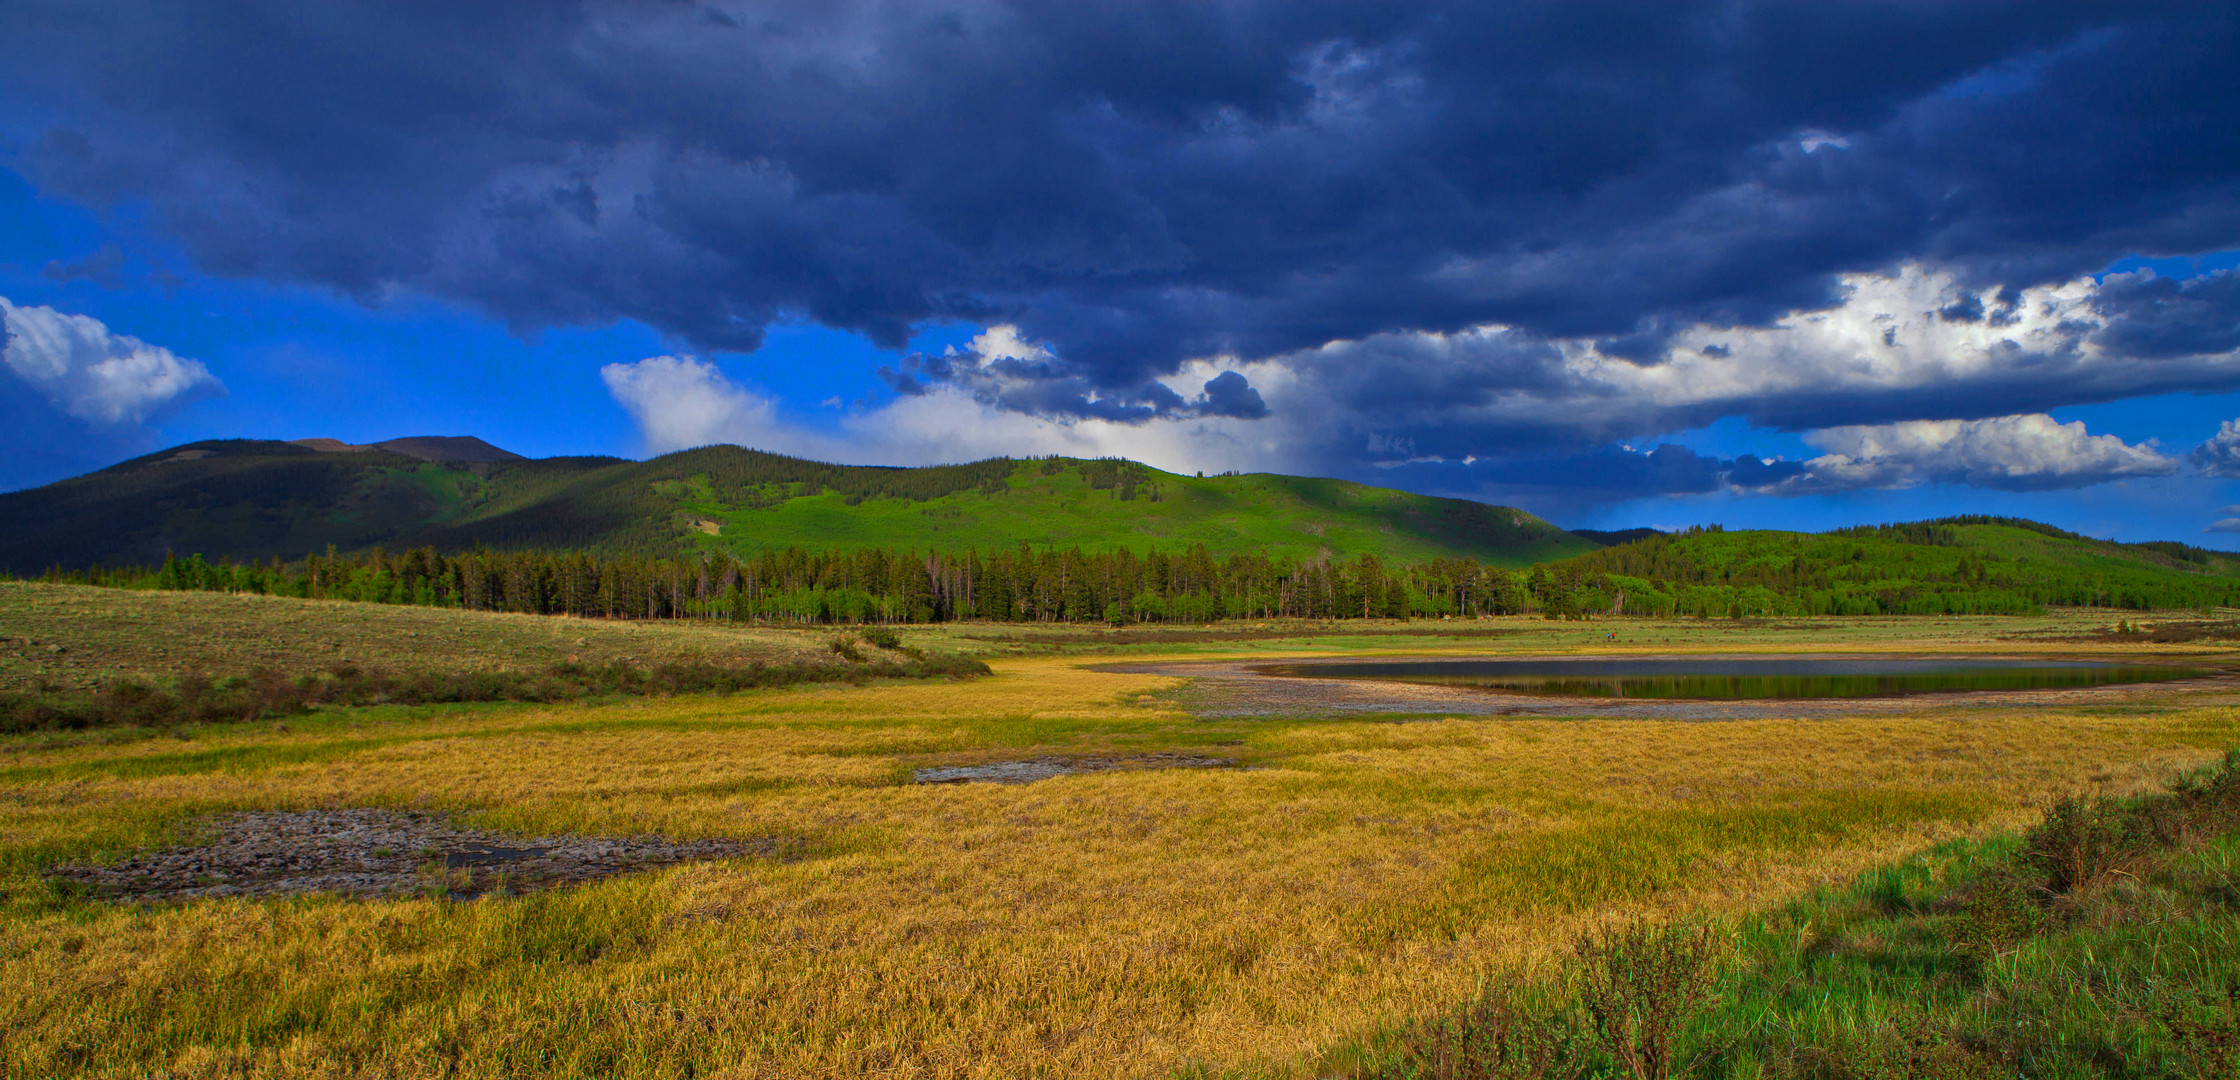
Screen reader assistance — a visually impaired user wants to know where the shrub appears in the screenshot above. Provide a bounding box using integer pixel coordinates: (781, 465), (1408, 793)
(2021, 793), (2156, 897)
(1573, 921), (1719, 1080)
(862, 627), (902, 650)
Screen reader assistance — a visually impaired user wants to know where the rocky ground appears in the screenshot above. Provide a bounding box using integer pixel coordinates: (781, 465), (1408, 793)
(48, 808), (767, 902)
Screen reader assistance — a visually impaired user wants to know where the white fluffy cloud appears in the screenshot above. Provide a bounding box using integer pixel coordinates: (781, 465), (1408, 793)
(2189, 419), (2240, 478)
(1, 297), (223, 425)
(600, 355), (781, 457)
(1769, 414), (2177, 494)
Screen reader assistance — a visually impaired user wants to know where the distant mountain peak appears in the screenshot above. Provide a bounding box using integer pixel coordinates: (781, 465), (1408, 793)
(290, 436), (524, 463)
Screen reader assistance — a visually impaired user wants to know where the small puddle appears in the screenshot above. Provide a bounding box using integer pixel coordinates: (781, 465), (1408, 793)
(913, 754), (1238, 785)
(445, 843), (553, 869)
(48, 809), (770, 902)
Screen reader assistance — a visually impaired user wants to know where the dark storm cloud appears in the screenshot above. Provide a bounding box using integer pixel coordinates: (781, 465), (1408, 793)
(42, 243), (126, 288)
(882, 344), (1267, 423)
(3, 0), (2235, 403)
(1195, 371), (1269, 420)
(1372, 443), (1807, 517)
(2092, 272), (2240, 360)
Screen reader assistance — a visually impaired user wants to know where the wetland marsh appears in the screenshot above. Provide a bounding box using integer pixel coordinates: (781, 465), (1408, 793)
(2, 584), (2236, 1078)
(1253, 656), (2209, 700)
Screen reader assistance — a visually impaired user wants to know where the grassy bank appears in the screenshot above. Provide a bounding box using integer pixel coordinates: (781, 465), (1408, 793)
(0, 582), (989, 735)
(0, 650), (991, 734)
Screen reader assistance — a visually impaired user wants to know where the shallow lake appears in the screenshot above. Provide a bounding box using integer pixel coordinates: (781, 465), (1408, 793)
(1250, 657), (2207, 700)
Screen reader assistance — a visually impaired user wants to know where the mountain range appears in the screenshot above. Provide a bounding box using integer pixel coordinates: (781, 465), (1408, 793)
(0, 437), (1595, 573)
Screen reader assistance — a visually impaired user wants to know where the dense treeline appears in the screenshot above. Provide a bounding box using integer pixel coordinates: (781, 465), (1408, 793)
(55, 545), (1530, 623)
(1560, 524), (2240, 615)
(1828, 515), (2238, 568)
(1826, 515), (2090, 545)
(32, 516), (2240, 623)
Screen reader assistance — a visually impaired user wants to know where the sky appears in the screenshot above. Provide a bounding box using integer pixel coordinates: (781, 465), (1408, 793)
(3, 1), (2239, 542)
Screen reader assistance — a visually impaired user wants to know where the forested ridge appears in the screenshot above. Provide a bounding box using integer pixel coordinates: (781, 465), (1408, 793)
(0, 440), (1586, 571)
(15, 441), (2240, 621)
(36, 515), (2240, 624)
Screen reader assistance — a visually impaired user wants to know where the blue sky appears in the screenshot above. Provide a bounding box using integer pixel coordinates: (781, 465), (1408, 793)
(4, 1), (2239, 544)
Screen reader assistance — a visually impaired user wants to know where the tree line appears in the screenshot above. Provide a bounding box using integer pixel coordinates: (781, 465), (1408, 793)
(29, 521), (2240, 624)
(65, 545), (1525, 623)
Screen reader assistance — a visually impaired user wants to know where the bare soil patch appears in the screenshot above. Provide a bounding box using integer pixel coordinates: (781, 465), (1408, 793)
(48, 808), (766, 901)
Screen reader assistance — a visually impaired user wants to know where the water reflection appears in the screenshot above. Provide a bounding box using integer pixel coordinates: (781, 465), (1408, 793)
(1252, 658), (2204, 700)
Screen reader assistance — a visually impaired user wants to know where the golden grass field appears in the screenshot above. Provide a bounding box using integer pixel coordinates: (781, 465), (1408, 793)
(0, 583), (829, 693)
(3, 584), (2238, 1078)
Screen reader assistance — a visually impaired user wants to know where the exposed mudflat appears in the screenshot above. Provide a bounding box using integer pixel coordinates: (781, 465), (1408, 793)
(914, 753), (1239, 784)
(1108, 654), (2240, 720)
(48, 808), (765, 902)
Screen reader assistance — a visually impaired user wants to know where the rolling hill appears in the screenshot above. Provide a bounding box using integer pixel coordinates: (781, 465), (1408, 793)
(0, 439), (1595, 573)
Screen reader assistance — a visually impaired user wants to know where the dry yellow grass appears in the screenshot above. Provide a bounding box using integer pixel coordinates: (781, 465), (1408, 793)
(2, 619), (2237, 1077)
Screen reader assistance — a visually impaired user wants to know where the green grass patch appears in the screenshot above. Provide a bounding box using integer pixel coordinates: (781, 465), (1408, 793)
(1321, 751), (2240, 1080)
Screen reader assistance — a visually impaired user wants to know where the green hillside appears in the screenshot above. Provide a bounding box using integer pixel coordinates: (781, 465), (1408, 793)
(673, 456), (1587, 565)
(0, 440), (1591, 573)
(1538, 517), (2240, 616)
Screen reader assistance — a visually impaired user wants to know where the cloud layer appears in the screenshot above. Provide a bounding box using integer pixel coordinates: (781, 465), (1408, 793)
(878, 327), (1267, 423)
(600, 351), (2177, 522)
(9, 1), (2239, 520)
(6, 0), (2234, 394)
(1243, 267), (2240, 470)
(601, 353), (1236, 468)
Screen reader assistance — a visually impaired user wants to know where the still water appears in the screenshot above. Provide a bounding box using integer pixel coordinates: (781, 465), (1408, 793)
(1252, 658), (2204, 700)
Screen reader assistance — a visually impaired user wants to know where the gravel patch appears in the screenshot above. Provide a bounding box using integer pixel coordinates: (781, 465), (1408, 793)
(49, 808), (767, 902)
